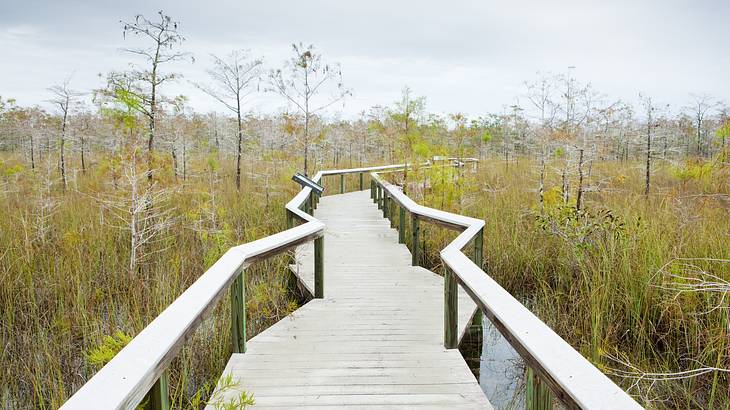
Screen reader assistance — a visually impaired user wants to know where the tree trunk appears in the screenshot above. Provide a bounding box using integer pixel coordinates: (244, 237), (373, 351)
(60, 102), (68, 192)
(182, 139), (187, 181)
(236, 100), (243, 191)
(645, 123), (652, 197)
(29, 134), (35, 170)
(576, 149), (584, 212)
(304, 113), (310, 176)
(148, 61), (158, 182)
(171, 144), (178, 181)
(80, 137), (86, 174)
(561, 165), (569, 205)
(539, 156), (545, 213)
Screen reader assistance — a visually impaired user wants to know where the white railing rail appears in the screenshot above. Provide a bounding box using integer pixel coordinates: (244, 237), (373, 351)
(61, 163), (411, 410)
(370, 168), (642, 410)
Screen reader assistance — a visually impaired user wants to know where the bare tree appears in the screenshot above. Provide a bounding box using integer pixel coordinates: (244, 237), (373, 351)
(575, 147), (586, 211)
(686, 94), (716, 157)
(269, 43), (351, 176)
(524, 71), (559, 128)
(48, 78), (82, 191)
(639, 94), (658, 197)
(75, 110), (95, 175)
(197, 50), (262, 190)
(120, 10), (190, 182)
(94, 147), (175, 278)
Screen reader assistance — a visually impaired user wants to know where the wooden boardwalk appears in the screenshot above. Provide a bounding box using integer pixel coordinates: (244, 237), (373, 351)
(211, 190), (492, 408)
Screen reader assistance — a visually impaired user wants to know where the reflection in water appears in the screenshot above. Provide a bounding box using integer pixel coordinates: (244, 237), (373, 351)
(479, 320), (525, 409)
(461, 319), (526, 409)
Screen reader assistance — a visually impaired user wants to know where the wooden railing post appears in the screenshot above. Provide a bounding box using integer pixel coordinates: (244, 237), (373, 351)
(286, 209), (293, 229)
(389, 199), (395, 228)
(383, 194), (388, 218)
(359, 172), (364, 191)
(377, 186), (383, 209)
(398, 206), (406, 243)
(314, 236), (324, 298)
(142, 372), (169, 410)
(230, 271), (246, 353)
(411, 215), (420, 266)
(527, 367), (553, 410)
(444, 266), (458, 349)
(370, 180), (375, 201)
(340, 174), (344, 194)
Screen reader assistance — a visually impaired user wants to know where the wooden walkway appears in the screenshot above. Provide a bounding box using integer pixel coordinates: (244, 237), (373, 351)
(211, 190), (492, 408)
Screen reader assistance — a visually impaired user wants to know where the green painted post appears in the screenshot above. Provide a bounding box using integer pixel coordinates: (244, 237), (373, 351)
(370, 180), (375, 201)
(474, 227), (483, 267)
(377, 186), (382, 209)
(308, 193), (315, 214)
(340, 174), (344, 194)
(314, 236), (324, 298)
(390, 201), (396, 228)
(142, 372), (170, 410)
(398, 206), (406, 243)
(411, 216), (420, 266)
(305, 193), (312, 214)
(526, 367), (553, 410)
(383, 194), (388, 218)
(444, 267), (458, 349)
(359, 173), (364, 191)
(230, 271), (246, 353)
(388, 199), (392, 224)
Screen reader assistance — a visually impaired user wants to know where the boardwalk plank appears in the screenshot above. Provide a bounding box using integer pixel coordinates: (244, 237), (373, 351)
(209, 190), (490, 409)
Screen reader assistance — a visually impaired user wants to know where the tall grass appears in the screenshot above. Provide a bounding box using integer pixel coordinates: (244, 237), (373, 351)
(0, 152), (303, 409)
(408, 157), (729, 408)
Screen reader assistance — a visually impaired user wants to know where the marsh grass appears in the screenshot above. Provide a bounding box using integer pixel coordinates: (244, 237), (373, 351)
(0, 152), (302, 409)
(398, 157), (729, 408)
(3, 150), (729, 409)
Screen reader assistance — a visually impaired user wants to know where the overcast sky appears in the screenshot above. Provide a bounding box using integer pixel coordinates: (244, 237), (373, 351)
(1, 0), (728, 118)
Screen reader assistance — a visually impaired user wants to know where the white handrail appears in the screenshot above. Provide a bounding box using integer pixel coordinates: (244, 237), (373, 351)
(61, 163), (410, 410)
(370, 171), (642, 409)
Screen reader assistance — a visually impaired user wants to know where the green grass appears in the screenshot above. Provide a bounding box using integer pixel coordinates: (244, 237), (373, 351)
(2, 149), (728, 409)
(0, 151), (302, 409)
(403, 157), (730, 408)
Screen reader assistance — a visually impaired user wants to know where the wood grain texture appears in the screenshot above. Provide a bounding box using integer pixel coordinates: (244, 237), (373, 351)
(371, 171), (643, 409)
(213, 191), (490, 409)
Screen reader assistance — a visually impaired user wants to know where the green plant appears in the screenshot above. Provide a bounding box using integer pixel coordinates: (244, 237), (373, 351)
(86, 331), (133, 368)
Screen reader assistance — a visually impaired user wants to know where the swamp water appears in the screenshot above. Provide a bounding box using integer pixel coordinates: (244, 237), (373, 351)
(460, 318), (526, 409)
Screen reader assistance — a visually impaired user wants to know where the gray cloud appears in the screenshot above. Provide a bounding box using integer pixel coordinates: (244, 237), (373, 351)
(1, 0), (728, 117)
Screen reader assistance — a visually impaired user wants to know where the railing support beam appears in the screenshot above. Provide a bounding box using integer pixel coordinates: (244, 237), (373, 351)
(230, 271), (246, 353)
(340, 174), (344, 194)
(359, 172), (364, 191)
(527, 367), (553, 410)
(142, 371), (169, 410)
(444, 267), (458, 349)
(286, 209), (293, 230)
(399, 206), (406, 243)
(314, 236), (324, 298)
(411, 215), (420, 266)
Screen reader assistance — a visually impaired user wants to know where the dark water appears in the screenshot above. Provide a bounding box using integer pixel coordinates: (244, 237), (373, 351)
(460, 319), (526, 409)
